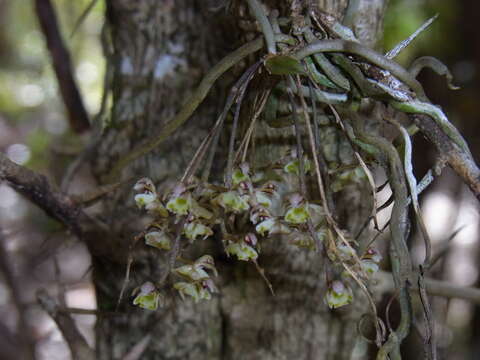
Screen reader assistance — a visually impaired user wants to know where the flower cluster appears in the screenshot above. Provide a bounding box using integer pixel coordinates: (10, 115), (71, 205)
(131, 148), (378, 311)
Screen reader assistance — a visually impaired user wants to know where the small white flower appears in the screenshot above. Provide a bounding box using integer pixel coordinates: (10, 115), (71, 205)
(184, 222), (213, 241)
(325, 281), (353, 309)
(284, 204), (310, 224)
(254, 191), (273, 208)
(225, 242), (258, 261)
(132, 282), (162, 310)
(337, 243), (357, 261)
(135, 192), (157, 209)
(145, 231), (171, 250)
(215, 191), (250, 213)
(361, 260), (379, 275)
(174, 264), (210, 281)
(166, 195), (190, 215)
(255, 218), (291, 237)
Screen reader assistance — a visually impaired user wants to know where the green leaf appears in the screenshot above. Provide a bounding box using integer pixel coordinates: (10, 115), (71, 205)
(265, 55), (305, 75)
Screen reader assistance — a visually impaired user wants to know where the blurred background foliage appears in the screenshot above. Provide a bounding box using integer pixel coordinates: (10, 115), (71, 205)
(0, 0), (104, 171)
(0, 0), (479, 359)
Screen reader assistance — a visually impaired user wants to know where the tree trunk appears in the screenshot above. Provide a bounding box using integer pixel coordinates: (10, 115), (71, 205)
(89, 1), (387, 359)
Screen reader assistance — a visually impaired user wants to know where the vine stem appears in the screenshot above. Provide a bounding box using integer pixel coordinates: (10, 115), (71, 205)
(329, 105), (380, 232)
(292, 76), (383, 346)
(293, 39), (428, 101)
(106, 34), (297, 182)
(246, 0), (276, 54)
(225, 61), (262, 187)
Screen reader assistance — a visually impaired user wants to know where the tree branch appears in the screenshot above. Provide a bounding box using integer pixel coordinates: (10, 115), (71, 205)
(413, 114), (480, 201)
(374, 270), (480, 305)
(0, 153), (82, 235)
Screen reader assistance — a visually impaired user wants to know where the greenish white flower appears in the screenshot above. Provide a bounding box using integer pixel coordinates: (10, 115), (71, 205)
(189, 199), (213, 220)
(174, 264), (210, 281)
(134, 192), (157, 209)
(194, 255), (218, 277)
(361, 260), (379, 275)
(226, 242), (258, 261)
(173, 282), (199, 302)
(285, 205), (310, 224)
(132, 282), (161, 310)
(195, 255), (216, 271)
(254, 191), (273, 208)
(337, 243), (357, 261)
(325, 281), (353, 309)
(145, 200), (169, 217)
(166, 195), (190, 215)
(216, 191), (250, 213)
(184, 222), (213, 241)
(363, 247), (382, 263)
(173, 282), (214, 303)
(255, 218), (290, 236)
(145, 230), (171, 250)
(232, 168), (250, 186)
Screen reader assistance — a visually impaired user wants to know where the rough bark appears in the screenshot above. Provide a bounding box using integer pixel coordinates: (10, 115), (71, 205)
(89, 1), (387, 359)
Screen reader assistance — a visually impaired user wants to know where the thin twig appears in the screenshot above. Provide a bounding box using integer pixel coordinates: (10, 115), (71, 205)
(234, 90), (271, 164)
(34, 0), (90, 133)
(418, 266), (437, 360)
(116, 232), (144, 310)
(374, 270), (480, 305)
(330, 105), (380, 231)
(0, 226), (36, 360)
(37, 289), (95, 360)
(69, 0), (99, 38)
(225, 61), (262, 187)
